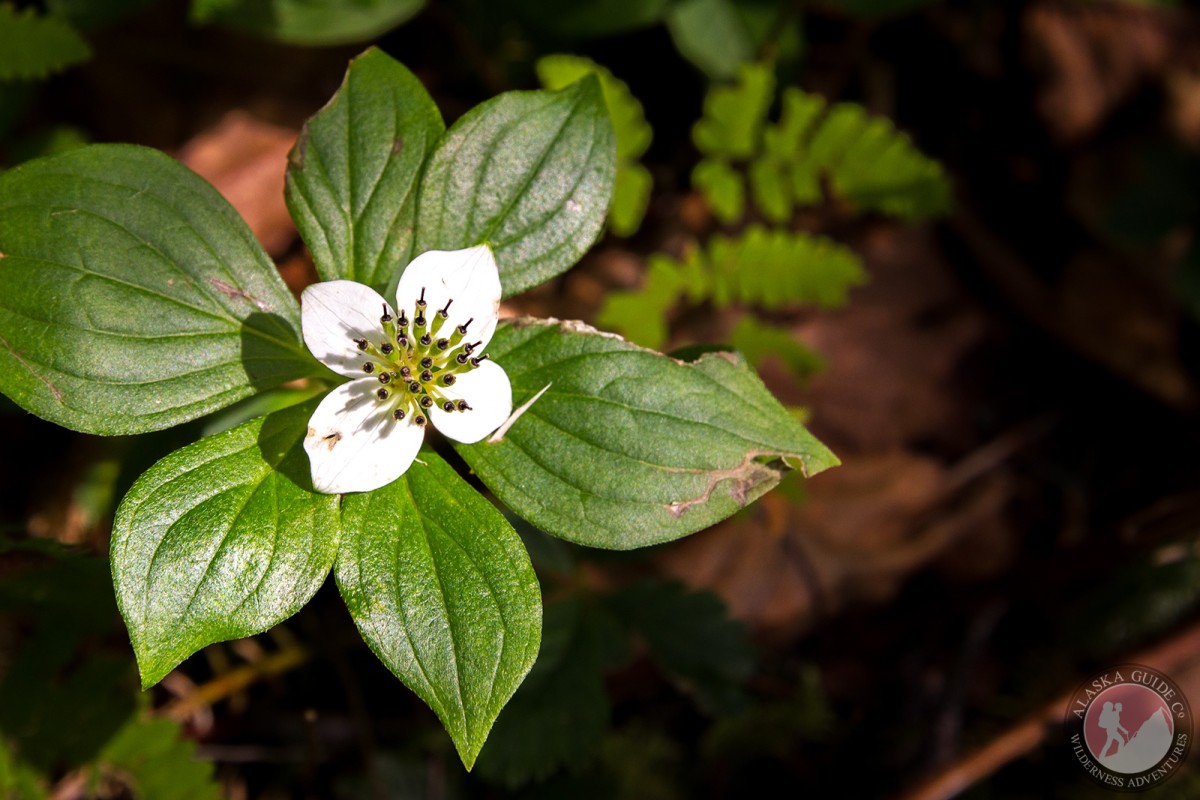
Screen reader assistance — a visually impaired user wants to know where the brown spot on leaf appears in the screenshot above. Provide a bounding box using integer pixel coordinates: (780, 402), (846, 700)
(392, 137), (405, 155)
(666, 453), (783, 517)
(208, 278), (271, 312)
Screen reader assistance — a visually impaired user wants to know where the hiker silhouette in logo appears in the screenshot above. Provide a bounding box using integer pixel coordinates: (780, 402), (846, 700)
(1098, 700), (1130, 758)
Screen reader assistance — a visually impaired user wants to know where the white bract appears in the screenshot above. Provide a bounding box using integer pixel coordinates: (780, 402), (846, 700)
(301, 245), (512, 494)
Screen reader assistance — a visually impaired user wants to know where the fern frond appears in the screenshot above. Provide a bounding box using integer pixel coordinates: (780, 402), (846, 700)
(0, 5), (91, 81)
(596, 227), (865, 350)
(692, 67), (951, 223)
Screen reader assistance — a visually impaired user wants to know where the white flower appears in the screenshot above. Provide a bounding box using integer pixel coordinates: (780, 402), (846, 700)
(300, 245), (512, 494)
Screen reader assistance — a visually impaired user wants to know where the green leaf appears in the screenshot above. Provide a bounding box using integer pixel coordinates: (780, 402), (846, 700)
(692, 158), (744, 224)
(190, 0), (425, 46)
(507, 0), (669, 38)
(535, 55), (651, 163)
(705, 226), (865, 309)
(0, 145), (317, 435)
(594, 254), (687, 349)
(607, 581), (754, 714)
(0, 6), (90, 81)
(414, 77), (617, 298)
(456, 319), (838, 549)
(610, 163), (653, 237)
(666, 0), (755, 80)
(474, 599), (628, 787)
(336, 451), (541, 769)
(98, 717), (220, 800)
(536, 54), (653, 237)
(811, 100), (951, 219)
(748, 156), (792, 222)
(692, 62), (774, 160)
(111, 400), (340, 688)
(729, 315), (824, 380)
(286, 48), (444, 295)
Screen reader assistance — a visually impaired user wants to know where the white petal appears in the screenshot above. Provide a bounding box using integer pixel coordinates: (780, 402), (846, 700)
(302, 281), (394, 378)
(394, 244), (501, 349)
(430, 361), (512, 444)
(303, 379), (424, 493)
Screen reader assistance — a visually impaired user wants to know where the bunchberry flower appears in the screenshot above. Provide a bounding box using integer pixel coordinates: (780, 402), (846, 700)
(301, 245), (512, 493)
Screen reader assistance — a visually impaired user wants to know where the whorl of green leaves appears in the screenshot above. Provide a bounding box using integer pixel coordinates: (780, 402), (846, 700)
(0, 5), (90, 81)
(596, 225), (865, 350)
(537, 54), (653, 237)
(693, 63), (951, 224)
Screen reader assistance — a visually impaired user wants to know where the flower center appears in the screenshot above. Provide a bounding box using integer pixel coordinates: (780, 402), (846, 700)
(350, 291), (489, 426)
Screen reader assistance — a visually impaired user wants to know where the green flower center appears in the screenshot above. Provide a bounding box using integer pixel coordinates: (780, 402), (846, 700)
(351, 291), (489, 426)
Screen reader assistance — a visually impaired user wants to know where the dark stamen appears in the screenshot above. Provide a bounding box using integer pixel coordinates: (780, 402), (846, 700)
(376, 387), (389, 400)
(393, 408), (406, 421)
(420, 357), (433, 369)
(380, 304), (392, 323)
(379, 373), (392, 384)
(416, 288), (427, 309)
(456, 353), (469, 364)
(420, 396), (433, 408)
(354, 338), (369, 350)
(456, 400), (471, 411)
(470, 354), (489, 366)
(420, 334), (432, 346)
(380, 342), (393, 355)
(457, 318), (474, 335)
(399, 366), (412, 379)
(414, 314), (426, 328)
(436, 338), (449, 351)
(415, 414), (427, 426)
(397, 335), (409, 348)
(420, 370), (433, 383)
(363, 362), (375, 373)
(442, 400), (455, 412)
(442, 374), (456, 386)
(397, 312), (408, 327)
(438, 299), (453, 318)
(408, 381), (421, 394)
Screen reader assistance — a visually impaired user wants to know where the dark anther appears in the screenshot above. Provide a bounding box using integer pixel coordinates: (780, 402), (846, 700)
(457, 317), (474, 335)
(397, 335), (409, 348)
(442, 374), (456, 386)
(415, 414), (427, 426)
(363, 362), (375, 373)
(399, 366), (412, 378)
(376, 387), (389, 400)
(456, 353), (469, 364)
(420, 396), (433, 408)
(416, 288), (427, 308)
(420, 357), (433, 369)
(380, 304), (392, 323)
(438, 299), (452, 318)
(420, 370), (433, 383)
(443, 400), (455, 412)
(408, 381), (422, 394)
(436, 338), (449, 351)
(354, 338), (369, 350)
(378, 372), (392, 385)
(414, 314), (426, 328)
(456, 400), (471, 412)
(420, 334), (432, 346)
(380, 342), (394, 355)
(470, 354), (490, 367)
(397, 312), (408, 327)
(393, 408), (406, 421)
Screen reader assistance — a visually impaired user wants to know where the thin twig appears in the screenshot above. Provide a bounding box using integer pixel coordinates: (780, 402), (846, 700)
(900, 620), (1200, 800)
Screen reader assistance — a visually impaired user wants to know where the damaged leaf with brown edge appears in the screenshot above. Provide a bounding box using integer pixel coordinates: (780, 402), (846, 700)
(455, 319), (838, 549)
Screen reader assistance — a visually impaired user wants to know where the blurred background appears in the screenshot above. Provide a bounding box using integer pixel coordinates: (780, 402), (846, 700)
(4, 0), (1200, 797)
